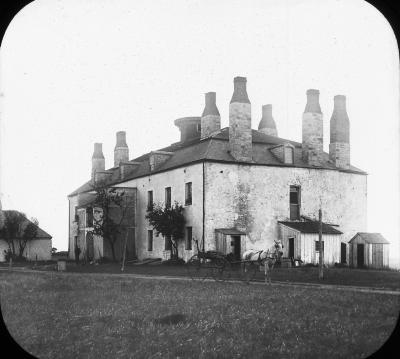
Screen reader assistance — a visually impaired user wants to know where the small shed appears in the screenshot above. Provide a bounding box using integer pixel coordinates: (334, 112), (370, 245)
(348, 233), (389, 269)
(278, 221), (343, 266)
(215, 228), (246, 261)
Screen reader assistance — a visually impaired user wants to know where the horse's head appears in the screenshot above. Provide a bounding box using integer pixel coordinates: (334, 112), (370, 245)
(274, 239), (284, 258)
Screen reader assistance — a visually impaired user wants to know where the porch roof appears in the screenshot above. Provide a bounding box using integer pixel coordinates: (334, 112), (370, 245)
(278, 221), (342, 235)
(215, 228), (246, 235)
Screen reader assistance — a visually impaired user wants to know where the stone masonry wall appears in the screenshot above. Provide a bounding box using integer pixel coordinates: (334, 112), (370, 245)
(229, 103), (252, 161)
(302, 112), (323, 166)
(204, 162), (367, 253)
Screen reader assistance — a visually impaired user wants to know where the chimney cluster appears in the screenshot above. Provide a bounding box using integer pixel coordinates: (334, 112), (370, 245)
(90, 78), (351, 180)
(91, 131), (132, 180)
(301, 89), (350, 169)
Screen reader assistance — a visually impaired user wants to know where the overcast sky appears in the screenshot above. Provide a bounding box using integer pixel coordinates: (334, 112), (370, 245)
(0, 0), (399, 266)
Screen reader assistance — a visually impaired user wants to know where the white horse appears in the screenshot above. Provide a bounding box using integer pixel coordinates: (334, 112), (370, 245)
(242, 239), (284, 284)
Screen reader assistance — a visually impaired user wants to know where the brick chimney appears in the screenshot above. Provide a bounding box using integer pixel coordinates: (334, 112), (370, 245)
(201, 92), (220, 139)
(329, 95), (350, 169)
(258, 104), (277, 136)
(302, 89), (323, 166)
(114, 131), (129, 167)
(229, 76), (252, 162)
(91, 143), (105, 179)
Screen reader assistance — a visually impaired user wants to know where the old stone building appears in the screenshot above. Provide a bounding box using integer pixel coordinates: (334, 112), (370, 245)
(68, 76), (367, 265)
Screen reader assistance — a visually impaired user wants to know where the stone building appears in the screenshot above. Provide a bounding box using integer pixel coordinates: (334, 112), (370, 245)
(68, 76), (367, 265)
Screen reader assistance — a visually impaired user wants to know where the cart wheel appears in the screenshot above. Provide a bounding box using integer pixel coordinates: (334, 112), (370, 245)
(210, 258), (231, 282)
(242, 262), (258, 283)
(186, 255), (204, 281)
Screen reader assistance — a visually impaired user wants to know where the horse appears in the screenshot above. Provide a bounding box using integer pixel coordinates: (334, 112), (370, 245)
(242, 239), (284, 284)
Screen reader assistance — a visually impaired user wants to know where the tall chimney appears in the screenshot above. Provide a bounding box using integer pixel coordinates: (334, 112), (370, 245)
(258, 104), (278, 136)
(302, 89), (323, 166)
(229, 76), (252, 162)
(92, 143), (105, 179)
(329, 95), (350, 169)
(114, 131), (129, 167)
(201, 92), (220, 139)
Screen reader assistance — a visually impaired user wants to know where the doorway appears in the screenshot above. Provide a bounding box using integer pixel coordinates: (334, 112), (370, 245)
(231, 236), (241, 261)
(341, 243), (347, 264)
(357, 244), (364, 268)
(288, 237), (294, 258)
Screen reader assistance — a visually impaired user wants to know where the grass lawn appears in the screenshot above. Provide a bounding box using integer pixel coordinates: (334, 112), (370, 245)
(0, 271), (399, 359)
(28, 261), (400, 290)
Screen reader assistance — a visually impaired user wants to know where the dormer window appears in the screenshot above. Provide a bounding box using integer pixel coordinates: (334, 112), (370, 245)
(284, 144), (294, 164)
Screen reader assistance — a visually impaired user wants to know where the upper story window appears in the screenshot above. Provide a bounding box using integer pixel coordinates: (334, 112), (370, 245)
(284, 145), (294, 164)
(147, 190), (153, 210)
(289, 186), (301, 220)
(185, 227), (192, 250)
(165, 187), (171, 208)
(185, 182), (192, 206)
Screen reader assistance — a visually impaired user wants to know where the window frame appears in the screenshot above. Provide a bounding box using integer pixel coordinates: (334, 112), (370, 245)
(185, 182), (192, 206)
(315, 241), (324, 252)
(289, 185), (301, 220)
(147, 190), (153, 210)
(147, 230), (153, 251)
(185, 227), (192, 250)
(165, 187), (171, 208)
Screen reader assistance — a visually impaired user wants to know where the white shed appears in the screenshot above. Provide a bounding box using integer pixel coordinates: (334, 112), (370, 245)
(348, 233), (389, 269)
(278, 221), (344, 266)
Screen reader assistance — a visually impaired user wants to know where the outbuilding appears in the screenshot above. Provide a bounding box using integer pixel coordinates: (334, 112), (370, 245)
(278, 221), (344, 266)
(348, 232), (389, 269)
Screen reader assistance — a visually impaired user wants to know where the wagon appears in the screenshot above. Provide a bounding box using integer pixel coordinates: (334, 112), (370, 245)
(186, 250), (232, 281)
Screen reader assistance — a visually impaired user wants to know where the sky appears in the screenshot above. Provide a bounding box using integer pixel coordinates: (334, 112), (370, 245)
(0, 0), (399, 266)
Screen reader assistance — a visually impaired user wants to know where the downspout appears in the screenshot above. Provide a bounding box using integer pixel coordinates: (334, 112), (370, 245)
(202, 161), (205, 252)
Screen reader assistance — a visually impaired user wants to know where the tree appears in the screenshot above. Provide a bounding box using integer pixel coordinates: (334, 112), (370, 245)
(18, 217), (39, 260)
(90, 180), (132, 262)
(0, 211), (26, 258)
(145, 201), (185, 260)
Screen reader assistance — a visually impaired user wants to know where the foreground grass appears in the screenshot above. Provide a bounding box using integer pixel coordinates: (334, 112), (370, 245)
(0, 271), (399, 359)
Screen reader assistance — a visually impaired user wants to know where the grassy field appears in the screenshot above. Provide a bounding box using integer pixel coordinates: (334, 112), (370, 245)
(27, 261), (400, 290)
(0, 271), (399, 359)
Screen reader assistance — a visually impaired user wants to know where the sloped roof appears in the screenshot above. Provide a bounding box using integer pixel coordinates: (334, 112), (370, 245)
(349, 232), (389, 244)
(278, 221), (343, 235)
(1, 210), (52, 239)
(69, 128), (366, 197)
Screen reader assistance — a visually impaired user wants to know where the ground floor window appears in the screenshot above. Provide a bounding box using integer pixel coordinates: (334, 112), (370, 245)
(186, 227), (192, 250)
(315, 241), (324, 252)
(165, 235), (172, 250)
(147, 230), (153, 251)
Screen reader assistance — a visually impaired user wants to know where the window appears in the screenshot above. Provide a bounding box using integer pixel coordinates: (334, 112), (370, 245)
(284, 145), (294, 164)
(165, 235), (172, 251)
(147, 190), (153, 210)
(185, 182), (192, 206)
(147, 230), (153, 251)
(86, 207), (93, 227)
(289, 186), (301, 220)
(165, 187), (171, 208)
(315, 241), (324, 252)
(197, 123), (201, 132)
(186, 227), (192, 250)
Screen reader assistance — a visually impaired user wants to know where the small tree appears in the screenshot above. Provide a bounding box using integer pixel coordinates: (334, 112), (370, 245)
(145, 201), (185, 260)
(0, 211), (26, 258)
(90, 180), (131, 262)
(17, 217), (39, 260)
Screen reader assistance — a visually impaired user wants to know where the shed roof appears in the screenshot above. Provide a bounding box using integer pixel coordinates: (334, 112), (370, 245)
(349, 232), (390, 244)
(278, 221), (343, 235)
(1, 210), (52, 239)
(215, 228), (246, 235)
(69, 127), (366, 197)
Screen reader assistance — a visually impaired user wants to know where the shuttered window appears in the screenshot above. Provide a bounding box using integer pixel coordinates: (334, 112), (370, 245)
(165, 187), (171, 208)
(165, 235), (172, 251)
(186, 227), (192, 250)
(185, 182), (192, 206)
(147, 230), (153, 251)
(290, 186), (300, 220)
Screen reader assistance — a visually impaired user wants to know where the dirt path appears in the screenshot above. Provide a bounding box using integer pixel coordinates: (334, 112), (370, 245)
(2, 267), (400, 295)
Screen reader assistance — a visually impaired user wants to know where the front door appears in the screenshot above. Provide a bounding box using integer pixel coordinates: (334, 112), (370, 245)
(357, 244), (364, 268)
(231, 236), (241, 261)
(288, 238), (294, 258)
(341, 243), (347, 264)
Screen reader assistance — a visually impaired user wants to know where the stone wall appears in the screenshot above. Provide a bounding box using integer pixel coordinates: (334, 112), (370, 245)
(204, 162), (367, 253)
(302, 112), (323, 166)
(229, 103), (252, 161)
